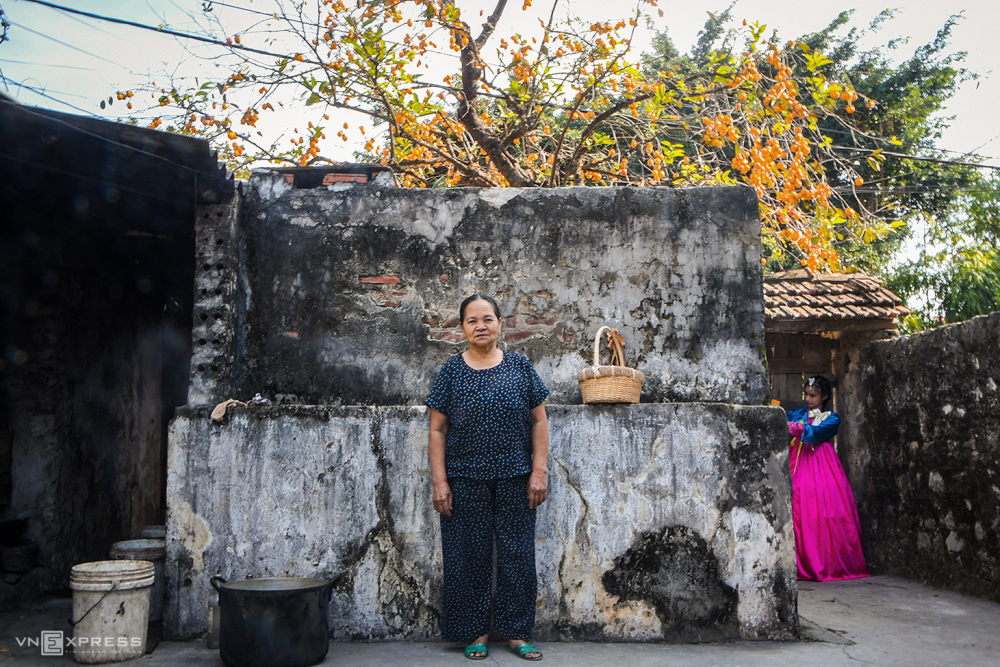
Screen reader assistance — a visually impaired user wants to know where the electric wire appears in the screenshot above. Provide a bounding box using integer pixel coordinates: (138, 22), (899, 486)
(828, 145), (999, 170)
(821, 126), (998, 163)
(0, 58), (103, 72)
(6, 82), (99, 116)
(22, 0), (297, 61)
(22, 0), (462, 68)
(14, 1), (1000, 177)
(4, 18), (126, 68)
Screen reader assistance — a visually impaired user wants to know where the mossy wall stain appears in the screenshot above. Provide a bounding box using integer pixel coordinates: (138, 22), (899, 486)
(602, 526), (739, 642)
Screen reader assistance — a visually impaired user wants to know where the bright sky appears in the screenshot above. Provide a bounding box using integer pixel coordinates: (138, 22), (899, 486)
(1, 0), (998, 164)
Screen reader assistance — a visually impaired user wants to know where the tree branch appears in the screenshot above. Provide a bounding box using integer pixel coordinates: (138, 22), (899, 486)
(454, 0), (537, 186)
(475, 0), (508, 51)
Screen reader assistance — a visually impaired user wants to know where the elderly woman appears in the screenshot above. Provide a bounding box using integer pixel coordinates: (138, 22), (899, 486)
(787, 375), (869, 581)
(426, 294), (549, 661)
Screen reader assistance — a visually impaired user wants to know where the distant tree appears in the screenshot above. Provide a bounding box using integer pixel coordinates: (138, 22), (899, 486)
(794, 9), (980, 274)
(888, 175), (1000, 332)
(643, 8), (980, 273)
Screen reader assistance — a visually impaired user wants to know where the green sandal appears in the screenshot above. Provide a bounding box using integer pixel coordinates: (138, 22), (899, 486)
(464, 643), (488, 660)
(507, 643), (542, 661)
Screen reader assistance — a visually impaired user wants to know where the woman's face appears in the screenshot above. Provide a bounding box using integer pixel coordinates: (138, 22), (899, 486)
(461, 299), (500, 350)
(803, 386), (827, 411)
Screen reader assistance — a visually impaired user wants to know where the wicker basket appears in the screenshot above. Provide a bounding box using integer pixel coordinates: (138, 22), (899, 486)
(577, 326), (644, 404)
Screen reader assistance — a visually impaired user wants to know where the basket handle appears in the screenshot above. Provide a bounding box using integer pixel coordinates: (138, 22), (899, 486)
(592, 326), (626, 369)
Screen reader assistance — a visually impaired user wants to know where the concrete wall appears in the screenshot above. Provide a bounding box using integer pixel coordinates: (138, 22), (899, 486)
(167, 179), (796, 641)
(851, 312), (1000, 599)
(166, 404), (795, 642)
(194, 175), (768, 406)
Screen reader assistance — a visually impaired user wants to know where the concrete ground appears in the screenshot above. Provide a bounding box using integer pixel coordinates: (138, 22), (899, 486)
(1, 576), (997, 666)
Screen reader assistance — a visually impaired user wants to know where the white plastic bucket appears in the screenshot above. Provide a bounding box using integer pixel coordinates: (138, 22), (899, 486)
(110, 539), (165, 623)
(70, 560), (154, 664)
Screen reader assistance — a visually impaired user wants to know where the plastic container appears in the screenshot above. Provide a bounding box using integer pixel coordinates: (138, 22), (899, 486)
(70, 560), (154, 664)
(110, 539), (166, 624)
(138, 525), (166, 540)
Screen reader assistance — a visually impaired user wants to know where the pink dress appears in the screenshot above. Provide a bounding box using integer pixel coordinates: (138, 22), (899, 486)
(787, 407), (869, 582)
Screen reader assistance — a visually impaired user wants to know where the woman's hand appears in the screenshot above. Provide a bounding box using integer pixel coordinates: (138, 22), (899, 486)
(428, 408), (451, 516)
(528, 403), (549, 509)
(788, 421), (804, 439)
(433, 480), (453, 516)
(528, 470), (547, 509)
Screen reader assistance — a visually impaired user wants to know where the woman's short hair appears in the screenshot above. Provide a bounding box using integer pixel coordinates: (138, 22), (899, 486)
(806, 375), (834, 409)
(459, 294), (501, 322)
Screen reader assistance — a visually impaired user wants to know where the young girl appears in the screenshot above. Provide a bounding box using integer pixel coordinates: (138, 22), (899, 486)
(787, 376), (870, 581)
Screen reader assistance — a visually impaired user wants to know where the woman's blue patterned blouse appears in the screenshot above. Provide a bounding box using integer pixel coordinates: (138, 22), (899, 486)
(426, 352), (549, 480)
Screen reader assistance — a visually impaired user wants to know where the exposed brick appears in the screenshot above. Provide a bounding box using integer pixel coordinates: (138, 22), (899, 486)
(383, 301), (401, 308)
(440, 274), (450, 282)
(442, 317), (460, 328)
(505, 317), (517, 327)
(360, 275), (401, 284)
(422, 317), (439, 327)
(282, 331), (300, 339)
(322, 173), (367, 184)
(525, 317), (556, 326)
(390, 290), (407, 297)
(505, 330), (536, 343)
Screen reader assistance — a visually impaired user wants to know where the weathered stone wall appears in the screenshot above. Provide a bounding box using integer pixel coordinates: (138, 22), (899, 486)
(213, 175), (768, 406)
(166, 404), (795, 642)
(167, 179), (793, 641)
(852, 312), (1000, 599)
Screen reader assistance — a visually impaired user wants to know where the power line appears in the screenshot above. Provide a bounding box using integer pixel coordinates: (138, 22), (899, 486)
(829, 145), (1000, 171)
(23, 0), (305, 62)
(0, 58), (103, 71)
(22, 0), (461, 69)
(200, 0), (279, 20)
(822, 125), (998, 164)
(6, 82), (99, 116)
(5, 18), (126, 68)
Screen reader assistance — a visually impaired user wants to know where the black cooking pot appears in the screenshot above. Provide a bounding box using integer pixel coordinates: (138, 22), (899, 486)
(211, 576), (333, 667)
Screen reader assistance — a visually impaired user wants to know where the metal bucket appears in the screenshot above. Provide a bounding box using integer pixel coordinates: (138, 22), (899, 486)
(138, 525), (166, 540)
(211, 576), (333, 667)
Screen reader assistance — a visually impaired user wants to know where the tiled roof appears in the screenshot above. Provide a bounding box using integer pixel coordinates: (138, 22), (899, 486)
(764, 269), (908, 324)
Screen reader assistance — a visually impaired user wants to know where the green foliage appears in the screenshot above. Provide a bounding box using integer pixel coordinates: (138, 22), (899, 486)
(796, 10), (979, 272)
(887, 176), (1000, 332)
(645, 9), (980, 276)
